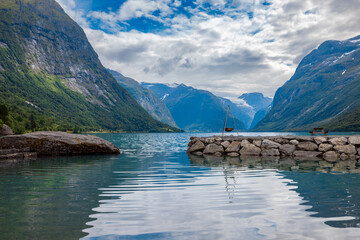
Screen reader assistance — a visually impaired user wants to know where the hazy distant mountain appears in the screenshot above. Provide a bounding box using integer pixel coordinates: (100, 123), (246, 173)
(238, 93), (272, 112)
(142, 83), (246, 132)
(236, 93), (272, 129)
(254, 35), (360, 131)
(217, 97), (254, 129)
(108, 70), (177, 127)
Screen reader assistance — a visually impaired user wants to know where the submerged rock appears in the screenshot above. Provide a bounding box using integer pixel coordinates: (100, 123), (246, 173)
(0, 131), (120, 156)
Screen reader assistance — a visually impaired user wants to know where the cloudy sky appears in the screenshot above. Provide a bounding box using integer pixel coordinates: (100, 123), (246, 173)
(56, 0), (360, 99)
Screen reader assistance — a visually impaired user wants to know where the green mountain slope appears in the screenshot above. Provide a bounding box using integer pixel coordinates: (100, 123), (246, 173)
(0, 0), (179, 133)
(108, 69), (177, 127)
(254, 35), (360, 131)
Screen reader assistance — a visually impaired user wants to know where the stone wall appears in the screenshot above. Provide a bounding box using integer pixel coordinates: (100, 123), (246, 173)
(187, 135), (360, 162)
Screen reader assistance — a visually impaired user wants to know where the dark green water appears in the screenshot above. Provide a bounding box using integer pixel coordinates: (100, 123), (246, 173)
(1, 132), (360, 240)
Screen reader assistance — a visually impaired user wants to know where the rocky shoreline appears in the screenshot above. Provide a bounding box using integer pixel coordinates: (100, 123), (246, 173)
(0, 131), (120, 161)
(187, 135), (360, 162)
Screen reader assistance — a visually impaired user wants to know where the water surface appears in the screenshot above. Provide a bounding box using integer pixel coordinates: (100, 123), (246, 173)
(1, 132), (360, 240)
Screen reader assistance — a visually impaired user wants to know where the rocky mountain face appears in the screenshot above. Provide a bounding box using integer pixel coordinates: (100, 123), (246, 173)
(0, 0), (179, 133)
(255, 35), (360, 131)
(142, 83), (246, 132)
(108, 69), (177, 127)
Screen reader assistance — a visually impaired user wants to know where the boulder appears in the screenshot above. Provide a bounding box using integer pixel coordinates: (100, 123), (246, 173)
(293, 151), (322, 158)
(0, 131), (120, 156)
(188, 140), (205, 152)
(358, 148), (360, 155)
(318, 143), (333, 152)
(296, 136), (313, 142)
(261, 149), (280, 156)
(241, 139), (251, 147)
(348, 136), (360, 145)
(279, 144), (296, 156)
(333, 144), (357, 155)
(290, 139), (299, 145)
(0, 124), (14, 136)
(323, 151), (339, 162)
(262, 139), (281, 149)
(225, 141), (241, 152)
(203, 143), (224, 154)
(314, 136), (327, 144)
(252, 140), (262, 147)
(239, 143), (261, 156)
(297, 142), (318, 151)
(227, 152), (239, 157)
(329, 137), (347, 145)
(221, 141), (231, 149)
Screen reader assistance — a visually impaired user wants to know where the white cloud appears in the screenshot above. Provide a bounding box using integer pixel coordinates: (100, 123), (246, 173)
(56, 0), (360, 99)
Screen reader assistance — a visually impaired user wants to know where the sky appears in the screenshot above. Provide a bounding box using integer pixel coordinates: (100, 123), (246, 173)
(56, 0), (360, 100)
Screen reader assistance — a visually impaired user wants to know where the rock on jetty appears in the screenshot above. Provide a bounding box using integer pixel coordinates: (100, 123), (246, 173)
(187, 135), (360, 162)
(0, 131), (120, 157)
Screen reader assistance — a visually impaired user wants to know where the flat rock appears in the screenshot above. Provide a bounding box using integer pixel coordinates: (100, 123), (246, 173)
(225, 141), (241, 152)
(189, 140), (205, 152)
(279, 144), (296, 156)
(318, 143), (333, 152)
(323, 151), (338, 162)
(203, 143), (224, 154)
(348, 136), (360, 145)
(297, 142), (318, 151)
(0, 131), (120, 156)
(205, 138), (215, 144)
(329, 137), (347, 145)
(290, 140), (299, 145)
(314, 136), (327, 144)
(262, 139), (281, 149)
(0, 124), (14, 136)
(333, 144), (357, 155)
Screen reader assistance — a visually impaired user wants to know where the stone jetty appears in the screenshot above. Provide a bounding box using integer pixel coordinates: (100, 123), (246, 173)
(0, 131), (120, 160)
(187, 135), (360, 162)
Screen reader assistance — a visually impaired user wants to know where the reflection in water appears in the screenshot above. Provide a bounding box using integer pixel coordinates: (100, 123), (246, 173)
(1, 132), (360, 239)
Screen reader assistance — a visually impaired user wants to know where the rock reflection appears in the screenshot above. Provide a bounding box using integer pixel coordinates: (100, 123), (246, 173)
(188, 153), (360, 173)
(188, 153), (360, 229)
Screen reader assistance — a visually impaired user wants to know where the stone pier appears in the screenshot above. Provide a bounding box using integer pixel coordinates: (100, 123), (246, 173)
(187, 135), (360, 162)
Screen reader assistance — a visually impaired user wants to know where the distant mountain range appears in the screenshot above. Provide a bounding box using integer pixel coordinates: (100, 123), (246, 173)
(255, 35), (360, 131)
(142, 83), (247, 132)
(0, 0), (179, 133)
(108, 69), (177, 127)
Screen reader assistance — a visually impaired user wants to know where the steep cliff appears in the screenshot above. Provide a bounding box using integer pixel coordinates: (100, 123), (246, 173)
(0, 0), (178, 132)
(108, 69), (177, 127)
(255, 35), (360, 131)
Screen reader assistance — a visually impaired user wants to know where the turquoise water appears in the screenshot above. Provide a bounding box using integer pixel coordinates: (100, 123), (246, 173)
(1, 132), (360, 239)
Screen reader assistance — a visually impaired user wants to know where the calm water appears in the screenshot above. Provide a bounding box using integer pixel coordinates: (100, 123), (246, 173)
(1, 132), (360, 240)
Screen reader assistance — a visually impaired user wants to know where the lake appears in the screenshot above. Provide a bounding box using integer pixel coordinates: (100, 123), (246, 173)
(1, 132), (360, 240)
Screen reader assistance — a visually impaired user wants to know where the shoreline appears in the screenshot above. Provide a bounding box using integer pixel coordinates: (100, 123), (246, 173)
(187, 135), (360, 162)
